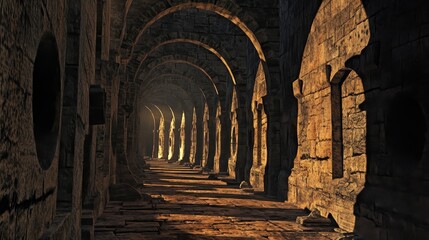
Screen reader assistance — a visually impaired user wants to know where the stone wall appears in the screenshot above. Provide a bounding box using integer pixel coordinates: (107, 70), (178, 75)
(0, 0), (100, 238)
(287, 0), (370, 232)
(0, 1), (67, 238)
(249, 63), (268, 192)
(350, 0), (429, 238)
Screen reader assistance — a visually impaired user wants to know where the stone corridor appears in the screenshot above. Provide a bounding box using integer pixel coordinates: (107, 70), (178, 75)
(94, 159), (342, 240)
(1, 0), (429, 239)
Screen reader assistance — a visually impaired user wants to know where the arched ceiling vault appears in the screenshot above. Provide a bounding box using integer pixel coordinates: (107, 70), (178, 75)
(142, 89), (188, 112)
(139, 53), (233, 92)
(141, 85), (195, 115)
(141, 81), (205, 116)
(111, 0), (279, 116)
(140, 69), (217, 103)
(131, 38), (239, 86)
(117, 1), (268, 61)
(140, 75), (219, 121)
(142, 76), (205, 102)
(141, 59), (221, 95)
(142, 87), (204, 124)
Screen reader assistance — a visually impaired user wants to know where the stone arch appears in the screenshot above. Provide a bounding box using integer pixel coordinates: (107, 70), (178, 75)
(249, 62), (268, 192)
(330, 68), (367, 180)
(140, 70), (218, 131)
(139, 106), (155, 157)
(131, 36), (239, 86)
(141, 67), (217, 102)
(329, 68), (367, 214)
(141, 76), (206, 113)
(144, 102), (184, 162)
(141, 83), (197, 163)
(289, 0), (370, 232)
(155, 106), (165, 159)
(142, 90), (191, 118)
(154, 105), (174, 160)
(139, 54), (236, 94)
(140, 59), (221, 95)
(144, 106), (157, 158)
(121, 1), (267, 62)
(146, 105), (161, 158)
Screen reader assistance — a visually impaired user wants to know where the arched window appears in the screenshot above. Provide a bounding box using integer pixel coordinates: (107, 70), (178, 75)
(331, 68), (366, 179)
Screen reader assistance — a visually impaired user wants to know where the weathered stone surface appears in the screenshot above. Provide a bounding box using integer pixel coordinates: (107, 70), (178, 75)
(201, 102), (210, 168)
(288, 0), (369, 232)
(249, 62), (268, 192)
(2, 0), (429, 239)
(94, 159), (341, 239)
(213, 102), (222, 173)
(189, 108), (197, 164)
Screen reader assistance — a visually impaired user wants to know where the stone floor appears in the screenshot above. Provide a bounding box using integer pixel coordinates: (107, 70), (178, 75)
(94, 159), (343, 240)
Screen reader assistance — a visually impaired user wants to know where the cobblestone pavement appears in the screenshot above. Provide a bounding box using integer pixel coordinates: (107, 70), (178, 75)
(95, 159), (343, 239)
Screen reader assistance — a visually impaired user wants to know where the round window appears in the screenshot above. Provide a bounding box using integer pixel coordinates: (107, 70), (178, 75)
(33, 33), (61, 170)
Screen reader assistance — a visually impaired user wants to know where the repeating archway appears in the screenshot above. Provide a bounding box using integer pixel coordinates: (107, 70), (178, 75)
(139, 54), (236, 95)
(141, 83), (205, 163)
(141, 68), (218, 101)
(120, 1), (268, 62)
(140, 59), (221, 95)
(131, 37), (239, 86)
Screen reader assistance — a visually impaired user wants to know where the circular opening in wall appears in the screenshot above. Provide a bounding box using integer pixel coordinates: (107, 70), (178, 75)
(385, 93), (427, 164)
(111, 112), (118, 156)
(33, 33), (61, 170)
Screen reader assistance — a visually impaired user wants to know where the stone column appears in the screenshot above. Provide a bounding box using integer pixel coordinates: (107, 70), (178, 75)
(213, 103), (222, 172)
(201, 102), (210, 168)
(264, 95), (281, 197)
(189, 108), (198, 164)
(249, 63), (268, 192)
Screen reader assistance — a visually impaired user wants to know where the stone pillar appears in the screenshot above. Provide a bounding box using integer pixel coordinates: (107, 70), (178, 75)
(179, 112), (186, 161)
(264, 95), (281, 197)
(163, 117), (171, 160)
(201, 102), (210, 168)
(213, 103), (222, 172)
(189, 108), (198, 164)
(170, 113), (181, 162)
(228, 87), (246, 181)
(249, 63), (268, 192)
(173, 124), (181, 162)
(183, 110), (192, 163)
(116, 80), (129, 182)
(157, 115), (165, 159)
